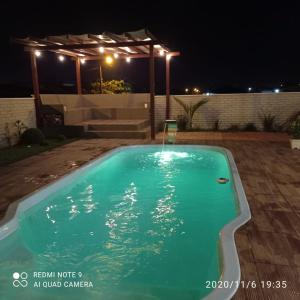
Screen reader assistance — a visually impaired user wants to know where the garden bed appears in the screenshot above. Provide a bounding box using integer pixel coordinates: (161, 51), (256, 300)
(0, 138), (77, 166)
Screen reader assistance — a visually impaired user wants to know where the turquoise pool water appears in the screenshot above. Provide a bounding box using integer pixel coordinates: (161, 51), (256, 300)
(0, 146), (237, 300)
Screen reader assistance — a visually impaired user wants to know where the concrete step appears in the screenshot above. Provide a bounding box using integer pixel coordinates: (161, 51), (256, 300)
(92, 108), (149, 120)
(87, 119), (149, 131)
(85, 127), (150, 139)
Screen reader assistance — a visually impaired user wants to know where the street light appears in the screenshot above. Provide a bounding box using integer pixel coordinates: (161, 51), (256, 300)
(105, 56), (113, 65)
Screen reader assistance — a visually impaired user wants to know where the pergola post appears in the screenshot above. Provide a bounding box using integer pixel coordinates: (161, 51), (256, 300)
(99, 60), (103, 93)
(75, 57), (82, 94)
(165, 55), (170, 119)
(30, 51), (42, 128)
(149, 44), (155, 140)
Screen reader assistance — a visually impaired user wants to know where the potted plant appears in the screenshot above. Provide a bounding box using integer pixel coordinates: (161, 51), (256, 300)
(290, 117), (300, 149)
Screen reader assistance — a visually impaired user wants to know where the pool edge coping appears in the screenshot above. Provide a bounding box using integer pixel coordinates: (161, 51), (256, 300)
(202, 146), (251, 300)
(0, 144), (251, 300)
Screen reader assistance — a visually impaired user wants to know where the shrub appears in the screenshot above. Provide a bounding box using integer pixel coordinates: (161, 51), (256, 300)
(15, 120), (27, 138)
(243, 123), (257, 131)
(290, 117), (300, 139)
(173, 97), (208, 129)
(261, 113), (276, 132)
(227, 124), (240, 132)
(281, 110), (300, 132)
(213, 119), (220, 131)
(20, 128), (45, 145)
(56, 134), (66, 141)
(176, 115), (188, 131)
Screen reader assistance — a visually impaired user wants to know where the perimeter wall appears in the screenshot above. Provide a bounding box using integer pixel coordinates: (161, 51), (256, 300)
(155, 93), (300, 130)
(0, 98), (36, 148)
(1, 92), (300, 147)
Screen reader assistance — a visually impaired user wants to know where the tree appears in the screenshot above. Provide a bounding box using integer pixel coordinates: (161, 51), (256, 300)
(91, 80), (132, 94)
(173, 96), (208, 129)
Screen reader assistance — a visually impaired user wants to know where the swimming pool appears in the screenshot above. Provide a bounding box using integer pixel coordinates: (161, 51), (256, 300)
(0, 145), (250, 300)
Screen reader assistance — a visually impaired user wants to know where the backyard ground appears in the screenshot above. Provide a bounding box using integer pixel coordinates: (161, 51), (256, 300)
(0, 132), (299, 299)
(0, 138), (77, 166)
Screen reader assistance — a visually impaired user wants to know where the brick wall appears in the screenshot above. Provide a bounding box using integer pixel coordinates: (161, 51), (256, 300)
(0, 98), (36, 148)
(155, 93), (300, 130)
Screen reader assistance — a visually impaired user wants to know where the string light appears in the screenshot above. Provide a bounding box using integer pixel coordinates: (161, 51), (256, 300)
(113, 53), (119, 59)
(80, 58), (85, 64)
(58, 55), (65, 62)
(35, 50), (41, 57)
(126, 57), (131, 63)
(99, 47), (104, 53)
(166, 54), (171, 60)
(159, 50), (164, 56)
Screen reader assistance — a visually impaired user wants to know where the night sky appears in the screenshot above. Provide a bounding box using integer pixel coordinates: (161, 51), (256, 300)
(1, 1), (300, 95)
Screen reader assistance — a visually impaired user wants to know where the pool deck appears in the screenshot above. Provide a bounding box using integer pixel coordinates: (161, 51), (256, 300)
(0, 132), (300, 299)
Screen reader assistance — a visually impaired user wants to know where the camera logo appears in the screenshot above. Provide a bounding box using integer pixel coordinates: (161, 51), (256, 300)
(12, 272), (28, 287)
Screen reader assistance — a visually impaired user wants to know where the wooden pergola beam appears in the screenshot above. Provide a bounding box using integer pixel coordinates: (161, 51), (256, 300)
(52, 49), (80, 58)
(82, 52), (180, 60)
(87, 34), (105, 42)
(46, 36), (97, 56)
(66, 35), (100, 56)
(103, 32), (138, 55)
(166, 56), (170, 119)
(149, 44), (155, 140)
(75, 57), (82, 94)
(124, 33), (149, 54)
(88, 34), (148, 55)
(24, 40), (159, 51)
(30, 51), (42, 127)
(27, 37), (82, 57)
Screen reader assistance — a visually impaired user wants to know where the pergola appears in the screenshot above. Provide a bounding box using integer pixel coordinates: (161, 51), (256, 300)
(13, 29), (180, 140)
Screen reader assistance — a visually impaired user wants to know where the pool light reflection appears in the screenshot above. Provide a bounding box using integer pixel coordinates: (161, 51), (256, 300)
(154, 151), (189, 164)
